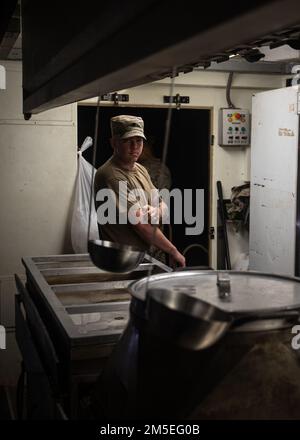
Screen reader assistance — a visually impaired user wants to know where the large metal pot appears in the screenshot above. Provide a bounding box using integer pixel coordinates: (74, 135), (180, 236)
(91, 270), (300, 419)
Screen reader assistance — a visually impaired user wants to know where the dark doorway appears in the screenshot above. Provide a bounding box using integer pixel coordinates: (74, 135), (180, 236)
(78, 105), (211, 266)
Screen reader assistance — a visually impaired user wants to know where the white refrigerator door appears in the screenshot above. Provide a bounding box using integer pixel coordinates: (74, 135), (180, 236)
(249, 86), (300, 276)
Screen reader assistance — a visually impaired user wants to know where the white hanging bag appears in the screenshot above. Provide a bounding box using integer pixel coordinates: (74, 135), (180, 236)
(71, 136), (99, 253)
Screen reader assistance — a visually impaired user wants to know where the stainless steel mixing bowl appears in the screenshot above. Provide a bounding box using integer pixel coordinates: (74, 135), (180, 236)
(146, 288), (233, 350)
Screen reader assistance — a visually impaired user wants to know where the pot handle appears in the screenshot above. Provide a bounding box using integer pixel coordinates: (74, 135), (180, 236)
(234, 310), (300, 326)
(217, 272), (231, 301)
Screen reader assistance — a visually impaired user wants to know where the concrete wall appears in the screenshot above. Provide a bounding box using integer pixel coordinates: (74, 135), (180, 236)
(81, 70), (286, 268)
(0, 61), (77, 277)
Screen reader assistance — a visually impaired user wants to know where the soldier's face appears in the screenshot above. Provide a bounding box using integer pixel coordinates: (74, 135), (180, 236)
(112, 136), (143, 163)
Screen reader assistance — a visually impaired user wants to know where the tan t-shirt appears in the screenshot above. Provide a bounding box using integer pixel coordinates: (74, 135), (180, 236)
(94, 156), (158, 250)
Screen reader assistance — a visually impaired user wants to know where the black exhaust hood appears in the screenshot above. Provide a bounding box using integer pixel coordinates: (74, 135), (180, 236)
(21, 0), (300, 116)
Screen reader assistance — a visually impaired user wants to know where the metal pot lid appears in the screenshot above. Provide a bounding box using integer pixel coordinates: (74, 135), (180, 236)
(129, 270), (300, 317)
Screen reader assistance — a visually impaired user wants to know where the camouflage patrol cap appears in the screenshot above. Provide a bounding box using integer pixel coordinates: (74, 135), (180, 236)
(110, 115), (146, 140)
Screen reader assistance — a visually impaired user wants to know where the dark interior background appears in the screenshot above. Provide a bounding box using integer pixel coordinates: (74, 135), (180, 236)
(78, 105), (210, 266)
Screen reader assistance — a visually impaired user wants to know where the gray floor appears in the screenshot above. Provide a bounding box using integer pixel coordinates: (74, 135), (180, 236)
(0, 386), (16, 420)
(0, 388), (11, 419)
(0, 330), (21, 419)
(0, 330), (21, 387)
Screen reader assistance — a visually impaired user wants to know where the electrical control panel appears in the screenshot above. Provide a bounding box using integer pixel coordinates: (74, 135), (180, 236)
(218, 108), (250, 146)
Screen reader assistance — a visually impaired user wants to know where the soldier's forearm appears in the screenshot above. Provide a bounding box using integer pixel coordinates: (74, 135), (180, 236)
(133, 223), (175, 255)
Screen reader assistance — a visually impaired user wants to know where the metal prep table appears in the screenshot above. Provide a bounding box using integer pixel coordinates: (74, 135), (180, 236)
(20, 253), (170, 418)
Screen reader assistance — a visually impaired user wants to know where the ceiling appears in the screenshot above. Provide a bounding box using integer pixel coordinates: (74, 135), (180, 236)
(0, 1), (21, 60)
(1, 0), (300, 115)
(1, 0), (300, 65)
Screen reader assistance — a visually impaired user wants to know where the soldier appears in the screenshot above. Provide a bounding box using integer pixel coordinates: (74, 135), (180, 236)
(94, 115), (185, 267)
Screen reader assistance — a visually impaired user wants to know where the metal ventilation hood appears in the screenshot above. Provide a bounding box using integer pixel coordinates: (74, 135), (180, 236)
(21, 0), (300, 117)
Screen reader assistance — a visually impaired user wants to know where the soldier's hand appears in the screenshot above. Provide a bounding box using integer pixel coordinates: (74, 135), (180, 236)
(169, 248), (186, 268)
